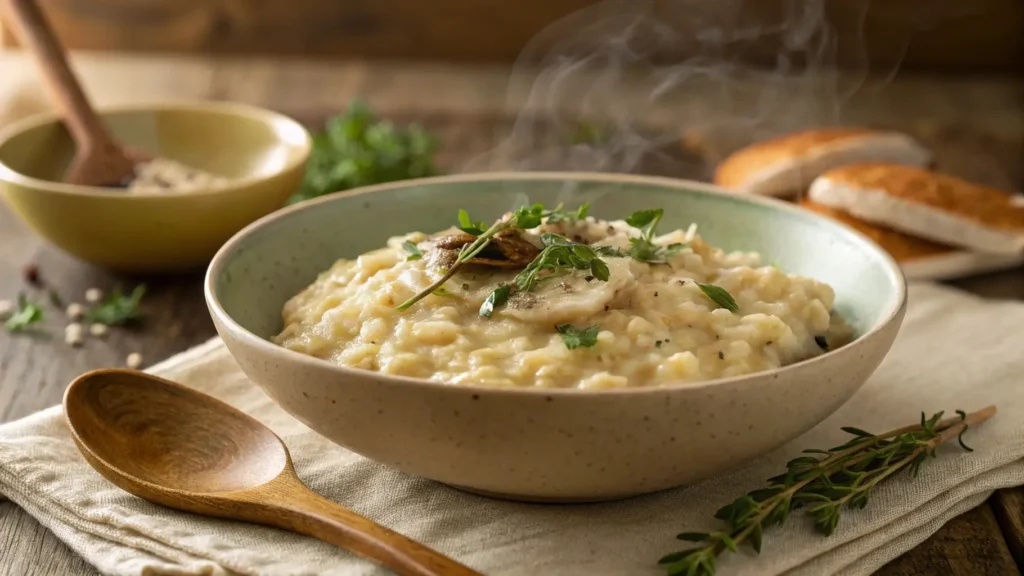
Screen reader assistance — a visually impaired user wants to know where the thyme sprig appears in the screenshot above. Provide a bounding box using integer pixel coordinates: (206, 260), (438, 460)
(659, 406), (996, 576)
(397, 218), (512, 311)
(399, 204), (598, 312)
(398, 204), (554, 311)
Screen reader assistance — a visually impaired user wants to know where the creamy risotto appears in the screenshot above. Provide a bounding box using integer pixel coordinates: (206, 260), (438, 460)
(274, 205), (850, 389)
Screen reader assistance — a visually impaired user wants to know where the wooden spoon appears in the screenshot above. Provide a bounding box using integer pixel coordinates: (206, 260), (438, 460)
(2, 0), (148, 186)
(63, 369), (481, 576)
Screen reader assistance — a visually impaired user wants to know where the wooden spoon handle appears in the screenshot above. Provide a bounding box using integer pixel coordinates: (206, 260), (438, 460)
(2, 0), (115, 150)
(265, 486), (482, 576)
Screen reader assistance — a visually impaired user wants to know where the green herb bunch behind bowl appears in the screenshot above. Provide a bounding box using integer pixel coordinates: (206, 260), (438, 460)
(287, 100), (440, 205)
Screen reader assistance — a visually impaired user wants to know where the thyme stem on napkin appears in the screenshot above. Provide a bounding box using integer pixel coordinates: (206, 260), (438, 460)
(659, 406), (997, 576)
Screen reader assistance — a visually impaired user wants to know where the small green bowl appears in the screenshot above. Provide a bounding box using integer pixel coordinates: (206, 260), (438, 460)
(0, 102), (311, 273)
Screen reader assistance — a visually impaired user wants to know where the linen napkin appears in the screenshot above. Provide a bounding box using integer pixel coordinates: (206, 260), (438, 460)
(1, 282), (1022, 576)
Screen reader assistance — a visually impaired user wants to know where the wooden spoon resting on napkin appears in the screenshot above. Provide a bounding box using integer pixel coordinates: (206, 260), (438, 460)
(63, 369), (482, 576)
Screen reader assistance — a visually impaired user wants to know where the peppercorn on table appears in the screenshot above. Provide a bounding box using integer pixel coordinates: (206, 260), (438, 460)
(0, 52), (1022, 576)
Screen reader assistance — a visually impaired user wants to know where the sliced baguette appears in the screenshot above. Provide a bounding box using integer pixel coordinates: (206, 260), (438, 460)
(800, 200), (1024, 280)
(714, 128), (931, 197)
(808, 164), (1024, 254)
(799, 199), (953, 262)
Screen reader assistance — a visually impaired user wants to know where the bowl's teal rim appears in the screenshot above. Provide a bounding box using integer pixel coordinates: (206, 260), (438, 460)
(205, 171), (908, 395)
(0, 101), (313, 198)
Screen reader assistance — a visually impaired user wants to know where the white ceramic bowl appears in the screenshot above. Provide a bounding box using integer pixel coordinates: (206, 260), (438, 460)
(205, 172), (906, 502)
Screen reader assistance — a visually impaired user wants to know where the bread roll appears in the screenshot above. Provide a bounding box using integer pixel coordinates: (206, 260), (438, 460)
(714, 129), (931, 197)
(808, 164), (1024, 254)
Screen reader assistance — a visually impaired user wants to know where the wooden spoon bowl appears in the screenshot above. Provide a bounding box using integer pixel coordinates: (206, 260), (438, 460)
(63, 369), (481, 576)
(3, 0), (147, 186)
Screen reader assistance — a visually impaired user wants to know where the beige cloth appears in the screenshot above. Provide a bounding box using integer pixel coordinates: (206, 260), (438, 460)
(0, 282), (1022, 576)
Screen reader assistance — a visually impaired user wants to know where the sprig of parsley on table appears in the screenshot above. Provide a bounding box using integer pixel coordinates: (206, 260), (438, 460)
(3, 293), (44, 332)
(288, 100), (440, 205)
(85, 285), (146, 326)
(625, 209), (686, 263)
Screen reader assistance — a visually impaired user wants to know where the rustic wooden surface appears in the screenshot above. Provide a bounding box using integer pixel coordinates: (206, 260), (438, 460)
(0, 54), (1022, 575)
(1, 0), (1022, 72)
(995, 489), (1024, 569)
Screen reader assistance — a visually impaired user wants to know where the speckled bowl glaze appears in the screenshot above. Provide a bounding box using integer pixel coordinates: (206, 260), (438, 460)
(205, 172), (906, 502)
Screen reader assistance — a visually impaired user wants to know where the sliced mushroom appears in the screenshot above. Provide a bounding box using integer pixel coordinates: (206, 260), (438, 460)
(501, 256), (635, 324)
(432, 230), (541, 269)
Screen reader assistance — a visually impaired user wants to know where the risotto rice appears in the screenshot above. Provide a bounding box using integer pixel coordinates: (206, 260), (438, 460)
(274, 213), (850, 389)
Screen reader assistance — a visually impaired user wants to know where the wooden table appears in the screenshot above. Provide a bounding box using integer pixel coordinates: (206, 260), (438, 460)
(0, 53), (1022, 575)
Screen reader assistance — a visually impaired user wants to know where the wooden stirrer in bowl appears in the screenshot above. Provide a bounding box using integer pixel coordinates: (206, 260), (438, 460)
(3, 0), (149, 186)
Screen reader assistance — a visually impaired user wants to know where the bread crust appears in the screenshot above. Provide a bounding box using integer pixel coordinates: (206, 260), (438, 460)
(714, 129), (931, 197)
(809, 164), (1024, 254)
(800, 199), (1024, 279)
(799, 199), (952, 262)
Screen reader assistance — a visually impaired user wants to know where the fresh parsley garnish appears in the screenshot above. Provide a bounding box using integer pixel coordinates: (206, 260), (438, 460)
(625, 209), (685, 263)
(85, 285), (146, 326)
(457, 209), (489, 235)
(4, 293), (43, 332)
(511, 203), (546, 230)
(515, 235), (616, 292)
(477, 234), (622, 317)
(696, 283), (739, 313)
(479, 285), (511, 317)
(457, 202), (589, 237)
(545, 202), (590, 224)
(402, 240), (423, 261)
(556, 324), (600, 349)
(287, 100), (439, 205)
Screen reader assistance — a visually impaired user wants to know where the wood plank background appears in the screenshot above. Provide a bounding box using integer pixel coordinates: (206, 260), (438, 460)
(1, 0), (1022, 73)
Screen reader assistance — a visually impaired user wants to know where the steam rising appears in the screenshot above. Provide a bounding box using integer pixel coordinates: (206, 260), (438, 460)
(465, 0), (880, 186)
